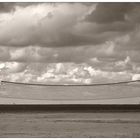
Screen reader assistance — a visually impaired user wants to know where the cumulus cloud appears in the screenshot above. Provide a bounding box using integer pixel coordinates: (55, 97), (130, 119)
(0, 62), (134, 84)
(0, 3), (96, 47)
(0, 3), (140, 84)
(0, 61), (26, 73)
(132, 74), (140, 80)
(0, 3), (138, 48)
(0, 3), (137, 48)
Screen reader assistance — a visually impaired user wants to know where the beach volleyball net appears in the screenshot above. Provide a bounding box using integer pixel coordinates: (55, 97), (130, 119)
(0, 80), (140, 101)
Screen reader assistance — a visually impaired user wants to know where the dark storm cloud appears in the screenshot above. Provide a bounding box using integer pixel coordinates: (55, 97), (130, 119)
(0, 3), (15, 13)
(1, 3), (140, 84)
(0, 2), (41, 13)
(0, 3), (97, 47)
(86, 3), (134, 23)
(0, 2), (138, 49)
(83, 3), (140, 65)
(0, 3), (140, 66)
(0, 2), (140, 49)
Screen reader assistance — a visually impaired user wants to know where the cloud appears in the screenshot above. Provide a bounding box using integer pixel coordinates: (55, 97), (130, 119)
(4, 43), (127, 66)
(0, 2), (40, 13)
(0, 3), (135, 48)
(0, 3), (96, 47)
(0, 47), (10, 61)
(0, 62), (134, 84)
(0, 3), (15, 13)
(0, 62), (26, 73)
(0, 42), (135, 73)
(0, 3), (140, 84)
(0, 3), (138, 47)
(132, 74), (140, 80)
(0, 3), (139, 49)
(85, 3), (133, 23)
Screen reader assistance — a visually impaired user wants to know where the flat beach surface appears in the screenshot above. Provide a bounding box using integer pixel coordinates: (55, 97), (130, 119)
(1, 82), (140, 137)
(0, 111), (140, 137)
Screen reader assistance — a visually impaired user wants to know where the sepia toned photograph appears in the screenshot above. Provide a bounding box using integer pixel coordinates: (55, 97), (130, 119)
(0, 2), (140, 138)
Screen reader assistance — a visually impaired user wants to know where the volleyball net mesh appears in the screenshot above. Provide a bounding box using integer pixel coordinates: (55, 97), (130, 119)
(0, 80), (140, 101)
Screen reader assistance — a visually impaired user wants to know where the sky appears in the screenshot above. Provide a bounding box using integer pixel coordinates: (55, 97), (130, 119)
(0, 2), (140, 84)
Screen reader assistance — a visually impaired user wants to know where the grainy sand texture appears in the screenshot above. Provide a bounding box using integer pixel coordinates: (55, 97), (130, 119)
(0, 112), (140, 137)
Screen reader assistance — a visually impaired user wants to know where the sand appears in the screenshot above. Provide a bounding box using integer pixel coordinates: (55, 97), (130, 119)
(0, 112), (140, 137)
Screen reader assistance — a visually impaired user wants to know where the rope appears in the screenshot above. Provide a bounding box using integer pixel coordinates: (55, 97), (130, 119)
(1, 80), (140, 87)
(0, 80), (140, 101)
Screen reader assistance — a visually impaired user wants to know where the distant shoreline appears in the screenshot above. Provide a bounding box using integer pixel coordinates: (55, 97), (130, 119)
(0, 104), (140, 112)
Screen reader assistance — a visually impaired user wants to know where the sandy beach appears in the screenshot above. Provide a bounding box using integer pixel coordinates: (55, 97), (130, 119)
(0, 111), (140, 137)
